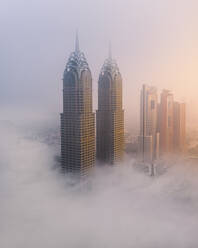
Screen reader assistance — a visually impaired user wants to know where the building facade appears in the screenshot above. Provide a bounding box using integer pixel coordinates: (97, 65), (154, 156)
(159, 90), (174, 154)
(60, 35), (95, 176)
(139, 85), (159, 162)
(139, 86), (186, 159)
(173, 102), (186, 153)
(96, 50), (124, 164)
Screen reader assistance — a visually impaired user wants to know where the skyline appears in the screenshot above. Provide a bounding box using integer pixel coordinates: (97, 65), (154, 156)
(59, 33), (186, 175)
(1, 1), (198, 247)
(1, 0), (198, 130)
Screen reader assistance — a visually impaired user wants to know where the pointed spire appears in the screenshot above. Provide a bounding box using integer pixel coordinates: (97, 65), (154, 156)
(108, 42), (112, 60)
(75, 30), (80, 52)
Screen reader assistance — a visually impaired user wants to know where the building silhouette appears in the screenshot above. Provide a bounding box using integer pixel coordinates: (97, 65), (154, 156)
(138, 85), (159, 162)
(159, 89), (174, 154)
(60, 33), (95, 176)
(139, 86), (186, 159)
(173, 102), (186, 153)
(96, 47), (124, 164)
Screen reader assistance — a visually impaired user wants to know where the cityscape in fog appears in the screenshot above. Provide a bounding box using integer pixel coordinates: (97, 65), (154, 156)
(1, 0), (198, 247)
(60, 33), (188, 177)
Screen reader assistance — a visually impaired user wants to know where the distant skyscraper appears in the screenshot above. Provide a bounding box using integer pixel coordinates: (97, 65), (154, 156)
(138, 85), (159, 162)
(96, 47), (124, 164)
(159, 89), (174, 154)
(173, 102), (186, 153)
(60, 33), (95, 176)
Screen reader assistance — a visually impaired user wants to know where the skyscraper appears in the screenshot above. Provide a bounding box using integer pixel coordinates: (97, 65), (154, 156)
(173, 102), (186, 153)
(138, 85), (159, 162)
(60, 34), (95, 176)
(159, 89), (174, 154)
(96, 47), (124, 164)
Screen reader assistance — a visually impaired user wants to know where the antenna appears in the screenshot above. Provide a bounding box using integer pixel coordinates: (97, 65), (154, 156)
(75, 29), (80, 52)
(108, 42), (112, 59)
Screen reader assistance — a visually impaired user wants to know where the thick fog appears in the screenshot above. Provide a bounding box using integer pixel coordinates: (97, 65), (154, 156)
(1, 122), (198, 248)
(1, 1), (198, 246)
(1, 0), (198, 129)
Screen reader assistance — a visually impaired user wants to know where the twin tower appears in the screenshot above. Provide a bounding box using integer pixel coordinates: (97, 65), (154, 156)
(61, 34), (124, 176)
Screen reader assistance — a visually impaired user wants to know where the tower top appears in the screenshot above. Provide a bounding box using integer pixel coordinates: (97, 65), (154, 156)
(100, 43), (120, 76)
(75, 30), (80, 52)
(64, 31), (90, 77)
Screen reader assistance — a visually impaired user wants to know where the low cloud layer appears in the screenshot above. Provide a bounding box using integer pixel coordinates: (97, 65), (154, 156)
(1, 122), (198, 248)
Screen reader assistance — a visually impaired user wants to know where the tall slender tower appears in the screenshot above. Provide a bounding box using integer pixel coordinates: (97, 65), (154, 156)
(96, 46), (124, 164)
(159, 90), (174, 154)
(138, 85), (159, 162)
(173, 102), (186, 153)
(60, 33), (95, 176)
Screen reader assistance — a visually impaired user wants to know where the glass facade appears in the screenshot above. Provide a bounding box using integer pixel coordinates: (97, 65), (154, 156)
(61, 37), (95, 176)
(96, 56), (124, 164)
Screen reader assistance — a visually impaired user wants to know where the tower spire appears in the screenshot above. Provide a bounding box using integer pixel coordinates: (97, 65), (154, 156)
(108, 42), (112, 60)
(75, 30), (80, 52)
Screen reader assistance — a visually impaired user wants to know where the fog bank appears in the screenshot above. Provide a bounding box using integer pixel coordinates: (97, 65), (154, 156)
(0, 122), (198, 248)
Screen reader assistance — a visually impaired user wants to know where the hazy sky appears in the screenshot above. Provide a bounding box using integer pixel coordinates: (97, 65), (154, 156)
(1, 0), (198, 129)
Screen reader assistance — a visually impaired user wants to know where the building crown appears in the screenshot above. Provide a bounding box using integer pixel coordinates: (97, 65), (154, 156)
(100, 44), (120, 77)
(64, 32), (89, 77)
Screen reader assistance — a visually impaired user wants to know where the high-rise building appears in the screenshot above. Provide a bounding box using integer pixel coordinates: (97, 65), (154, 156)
(173, 102), (186, 153)
(96, 48), (124, 164)
(60, 34), (95, 176)
(159, 89), (174, 154)
(138, 85), (159, 162)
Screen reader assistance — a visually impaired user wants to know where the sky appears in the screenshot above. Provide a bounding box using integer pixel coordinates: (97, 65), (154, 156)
(1, 0), (198, 129)
(1, 119), (198, 247)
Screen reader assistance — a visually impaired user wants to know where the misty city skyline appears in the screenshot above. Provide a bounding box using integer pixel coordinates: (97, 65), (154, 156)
(1, 1), (198, 247)
(1, 0), (198, 129)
